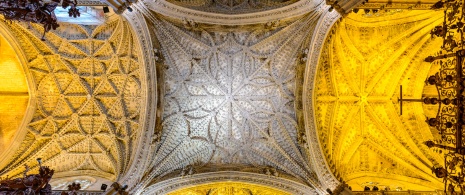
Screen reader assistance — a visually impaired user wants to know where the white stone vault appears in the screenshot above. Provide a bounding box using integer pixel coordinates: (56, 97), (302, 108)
(0, 14), (154, 186)
(127, 2), (343, 192)
(0, 0), (343, 193)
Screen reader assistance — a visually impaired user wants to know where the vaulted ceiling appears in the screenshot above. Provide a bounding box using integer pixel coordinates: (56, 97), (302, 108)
(167, 182), (291, 195)
(0, 0), (338, 193)
(165, 0), (299, 14)
(0, 0), (450, 193)
(0, 15), (146, 184)
(139, 11), (325, 193)
(314, 10), (444, 190)
(0, 34), (29, 159)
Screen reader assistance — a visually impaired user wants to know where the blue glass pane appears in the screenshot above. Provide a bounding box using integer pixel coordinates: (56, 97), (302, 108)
(54, 6), (105, 25)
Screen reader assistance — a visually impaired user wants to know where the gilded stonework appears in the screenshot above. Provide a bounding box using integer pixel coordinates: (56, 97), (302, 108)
(168, 182), (290, 195)
(166, 0), (298, 14)
(133, 8), (335, 192)
(4, 0), (450, 192)
(314, 10), (445, 190)
(0, 34), (29, 159)
(0, 16), (146, 182)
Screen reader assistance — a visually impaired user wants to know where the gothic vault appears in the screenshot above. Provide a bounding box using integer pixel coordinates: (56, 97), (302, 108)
(0, 0), (452, 193)
(314, 9), (445, 190)
(0, 14), (148, 187)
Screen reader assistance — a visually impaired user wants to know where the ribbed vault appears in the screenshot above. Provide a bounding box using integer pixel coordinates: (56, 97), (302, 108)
(0, 0), (358, 193)
(136, 6), (332, 192)
(315, 10), (445, 190)
(0, 15), (147, 184)
(165, 0), (299, 14)
(167, 182), (290, 195)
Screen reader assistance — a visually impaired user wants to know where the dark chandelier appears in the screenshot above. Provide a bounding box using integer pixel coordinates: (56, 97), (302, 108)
(0, 0), (80, 40)
(398, 0), (465, 193)
(0, 158), (54, 194)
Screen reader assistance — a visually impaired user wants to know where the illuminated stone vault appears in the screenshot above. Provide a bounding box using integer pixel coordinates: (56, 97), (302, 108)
(0, 0), (453, 193)
(314, 10), (446, 190)
(0, 31), (29, 160)
(0, 1), (344, 193)
(0, 14), (150, 184)
(139, 10), (326, 193)
(167, 182), (291, 195)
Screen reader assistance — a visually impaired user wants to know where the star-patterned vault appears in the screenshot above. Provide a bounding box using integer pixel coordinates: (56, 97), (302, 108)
(139, 12), (325, 192)
(315, 10), (446, 190)
(0, 16), (144, 182)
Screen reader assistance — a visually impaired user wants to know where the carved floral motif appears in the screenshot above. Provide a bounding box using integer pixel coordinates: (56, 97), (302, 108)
(166, 0), (298, 14)
(143, 171), (315, 194)
(0, 16), (145, 182)
(302, 7), (342, 191)
(139, 10), (325, 191)
(313, 11), (445, 190)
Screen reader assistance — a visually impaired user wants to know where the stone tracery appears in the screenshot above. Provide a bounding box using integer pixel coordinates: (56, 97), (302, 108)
(0, 0), (449, 193)
(314, 10), (445, 190)
(167, 182), (290, 195)
(0, 15), (146, 182)
(0, 0), (349, 192)
(166, 0), (299, 14)
(136, 10), (330, 192)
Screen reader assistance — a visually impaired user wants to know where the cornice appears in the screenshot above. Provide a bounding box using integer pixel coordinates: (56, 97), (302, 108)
(0, 19), (38, 171)
(141, 0), (323, 25)
(303, 5), (342, 191)
(117, 10), (158, 189)
(142, 171), (318, 195)
(76, 0), (107, 6)
(357, 2), (436, 10)
(0, 16), (147, 184)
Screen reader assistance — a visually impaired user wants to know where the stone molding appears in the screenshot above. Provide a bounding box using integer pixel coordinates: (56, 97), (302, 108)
(0, 20), (38, 170)
(0, 15), (147, 183)
(303, 5), (342, 191)
(165, 0), (299, 14)
(326, 0), (364, 15)
(358, 2), (437, 10)
(143, 171), (318, 194)
(76, 0), (107, 6)
(141, 0), (323, 25)
(116, 11), (158, 189)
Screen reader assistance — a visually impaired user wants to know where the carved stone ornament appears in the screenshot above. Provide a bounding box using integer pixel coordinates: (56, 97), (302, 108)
(312, 10), (445, 189)
(116, 10), (158, 190)
(302, 7), (342, 191)
(0, 0), (346, 193)
(135, 0), (324, 25)
(165, 0), (299, 14)
(124, 2), (345, 193)
(0, 14), (147, 184)
(325, 0), (363, 15)
(142, 171), (316, 195)
(357, 2), (440, 10)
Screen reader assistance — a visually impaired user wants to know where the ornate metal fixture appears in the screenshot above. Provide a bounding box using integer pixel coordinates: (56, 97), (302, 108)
(397, 0), (465, 192)
(60, 182), (81, 195)
(0, 158), (54, 194)
(0, 0), (80, 40)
